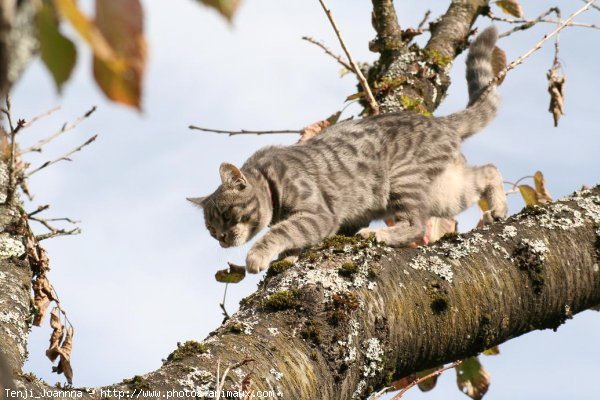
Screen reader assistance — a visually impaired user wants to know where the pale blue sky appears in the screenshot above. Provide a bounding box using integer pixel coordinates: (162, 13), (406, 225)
(10, 0), (599, 399)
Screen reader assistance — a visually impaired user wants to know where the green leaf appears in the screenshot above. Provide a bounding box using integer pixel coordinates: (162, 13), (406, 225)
(416, 367), (439, 392)
(215, 263), (246, 284)
(37, 3), (77, 92)
(197, 0), (242, 22)
(93, 0), (146, 109)
(496, 0), (524, 18)
(518, 184), (539, 206)
(456, 357), (490, 400)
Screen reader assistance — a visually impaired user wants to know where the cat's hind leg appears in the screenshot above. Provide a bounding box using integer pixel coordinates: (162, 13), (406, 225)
(357, 190), (429, 246)
(472, 163), (507, 221)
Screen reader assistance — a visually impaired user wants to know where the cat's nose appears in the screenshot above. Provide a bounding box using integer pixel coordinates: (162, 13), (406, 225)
(218, 232), (227, 240)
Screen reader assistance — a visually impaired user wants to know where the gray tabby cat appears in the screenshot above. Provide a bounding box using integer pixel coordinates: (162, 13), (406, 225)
(188, 26), (507, 273)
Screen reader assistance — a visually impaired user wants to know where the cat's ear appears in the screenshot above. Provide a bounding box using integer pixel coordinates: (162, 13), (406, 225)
(187, 197), (207, 207)
(219, 162), (247, 189)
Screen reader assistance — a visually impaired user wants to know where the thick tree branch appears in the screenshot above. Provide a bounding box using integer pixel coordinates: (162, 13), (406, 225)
(3, 166), (599, 397)
(425, 0), (489, 60)
(365, 1), (488, 115)
(370, 0), (404, 54)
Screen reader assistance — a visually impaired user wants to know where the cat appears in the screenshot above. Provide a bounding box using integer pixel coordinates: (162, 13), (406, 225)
(188, 26), (507, 273)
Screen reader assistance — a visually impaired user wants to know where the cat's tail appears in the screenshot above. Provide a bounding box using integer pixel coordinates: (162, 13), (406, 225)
(439, 26), (499, 139)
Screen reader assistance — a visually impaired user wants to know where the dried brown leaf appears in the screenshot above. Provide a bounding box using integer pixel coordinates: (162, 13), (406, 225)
(491, 46), (507, 85)
(533, 171), (552, 204)
(54, 326), (74, 384)
(390, 373), (417, 390)
(547, 67), (565, 127)
(32, 275), (56, 326)
(299, 120), (330, 143)
(298, 111), (341, 144)
(496, 0), (524, 18)
(46, 307), (64, 362)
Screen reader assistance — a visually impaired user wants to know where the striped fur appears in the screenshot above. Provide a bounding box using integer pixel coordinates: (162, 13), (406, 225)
(189, 26), (507, 273)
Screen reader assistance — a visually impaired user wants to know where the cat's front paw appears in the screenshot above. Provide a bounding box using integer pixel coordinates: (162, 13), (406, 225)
(246, 249), (274, 274)
(357, 227), (376, 240)
(357, 227), (387, 243)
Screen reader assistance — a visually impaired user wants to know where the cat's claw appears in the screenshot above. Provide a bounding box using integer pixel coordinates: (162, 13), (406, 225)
(246, 249), (273, 274)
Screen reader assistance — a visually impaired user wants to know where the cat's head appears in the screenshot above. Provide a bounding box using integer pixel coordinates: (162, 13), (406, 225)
(187, 163), (271, 248)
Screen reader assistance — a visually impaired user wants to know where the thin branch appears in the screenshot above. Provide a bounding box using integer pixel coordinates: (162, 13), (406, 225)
(22, 106), (96, 153)
(581, 0), (600, 12)
(189, 125), (301, 136)
(417, 10), (432, 30)
(23, 106), (61, 129)
(219, 283), (230, 322)
(32, 220), (81, 241)
(489, 9), (600, 38)
(45, 217), (80, 224)
(389, 361), (462, 400)
(317, 0), (380, 115)
(26, 134), (98, 177)
(496, 0), (598, 83)
(27, 204), (50, 217)
(302, 36), (354, 71)
(2, 94), (26, 204)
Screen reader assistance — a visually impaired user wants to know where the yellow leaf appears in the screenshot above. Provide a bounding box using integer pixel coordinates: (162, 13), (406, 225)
(483, 346), (500, 356)
(518, 184), (539, 206)
(346, 91), (365, 101)
(496, 0), (524, 18)
(93, 0), (146, 109)
(198, 0), (242, 22)
(52, 0), (125, 73)
(215, 263), (246, 284)
(478, 199), (490, 212)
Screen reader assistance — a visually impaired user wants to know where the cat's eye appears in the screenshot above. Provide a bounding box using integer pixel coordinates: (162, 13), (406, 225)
(241, 215), (250, 223)
(222, 209), (231, 221)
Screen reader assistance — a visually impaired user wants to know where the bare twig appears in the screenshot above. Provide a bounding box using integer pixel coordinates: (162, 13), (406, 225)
(496, 0), (598, 83)
(23, 106), (62, 129)
(2, 94), (26, 203)
(32, 225), (81, 242)
(22, 106), (96, 153)
(28, 204), (50, 217)
(317, 0), (380, 115)
(26, 135), (98, 177)
(189, 125), (301, 136)
(388, 361), (461, 400)
(489, 9), (600, 38)
(417, 10), (432, 30)
(302, 36), (354, 71)
(581, 0), (600, 12)
(493, 7), (560, 38)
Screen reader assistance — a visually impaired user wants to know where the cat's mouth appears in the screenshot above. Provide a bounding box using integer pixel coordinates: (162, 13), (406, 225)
(219, 240), (232, 248)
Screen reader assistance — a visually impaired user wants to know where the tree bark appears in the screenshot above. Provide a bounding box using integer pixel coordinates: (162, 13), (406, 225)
(2, 1), (599, 400)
